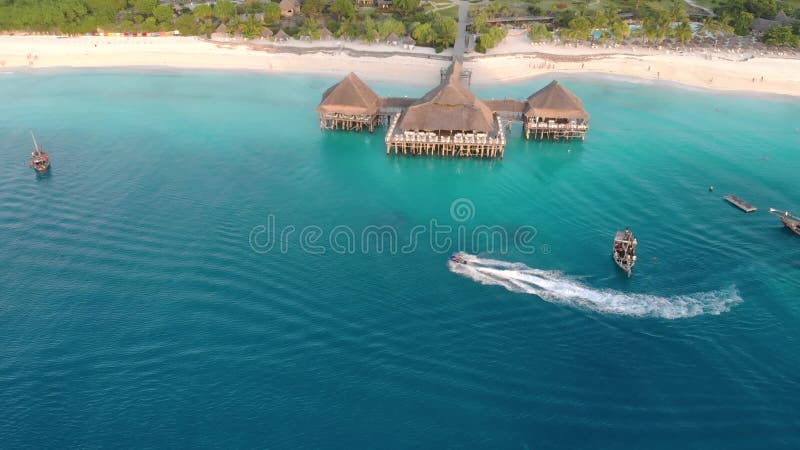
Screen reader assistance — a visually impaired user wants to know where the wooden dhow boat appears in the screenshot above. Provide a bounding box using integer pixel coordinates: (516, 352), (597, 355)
(769, 208), (800, 237)
(613, 227), (637, 277)
(29, 132), (50, 173)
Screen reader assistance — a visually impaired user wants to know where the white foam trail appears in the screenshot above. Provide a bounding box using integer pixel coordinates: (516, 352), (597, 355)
(449, 254), (742, 319)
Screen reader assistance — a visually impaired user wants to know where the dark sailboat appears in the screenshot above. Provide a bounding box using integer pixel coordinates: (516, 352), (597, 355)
(769, 208), (800, 237)
(29, 132), (50, 173)
(613, 227), (637, 277)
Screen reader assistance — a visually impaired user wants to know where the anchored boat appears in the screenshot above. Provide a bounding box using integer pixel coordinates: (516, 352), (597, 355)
(613, 228), (637, 277)
(29, 132), (50, 173)
(769, 208), (800, 237)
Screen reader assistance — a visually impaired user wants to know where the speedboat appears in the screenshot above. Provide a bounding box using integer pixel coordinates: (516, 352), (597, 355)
(449, 253), (467, 265)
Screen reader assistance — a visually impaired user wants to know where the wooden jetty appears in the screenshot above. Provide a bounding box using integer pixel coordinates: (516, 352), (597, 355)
(523, 81), (589, 142)
(725, 194), (757, 213)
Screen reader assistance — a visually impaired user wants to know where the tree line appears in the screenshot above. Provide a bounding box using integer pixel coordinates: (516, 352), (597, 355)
(0, 0), (458, 51)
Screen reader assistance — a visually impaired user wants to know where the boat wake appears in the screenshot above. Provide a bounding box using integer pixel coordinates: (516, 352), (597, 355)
(449, 254), (742, 319)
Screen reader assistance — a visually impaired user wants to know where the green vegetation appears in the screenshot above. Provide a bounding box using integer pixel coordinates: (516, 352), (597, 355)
(528, 23), (554, 40)
(0, 0), (797, 49)
(764, 24), (800, 44)
(471, 0), (798, 48)
(411, 13), (457, 51)
(471, 9), (508, 52)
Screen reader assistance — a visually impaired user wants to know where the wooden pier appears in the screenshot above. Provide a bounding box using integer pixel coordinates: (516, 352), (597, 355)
(725, 194), (757, 213)
(385, 114), (506, 158)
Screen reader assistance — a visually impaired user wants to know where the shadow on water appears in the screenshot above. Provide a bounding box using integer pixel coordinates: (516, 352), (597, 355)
(35, 169), (52, 182)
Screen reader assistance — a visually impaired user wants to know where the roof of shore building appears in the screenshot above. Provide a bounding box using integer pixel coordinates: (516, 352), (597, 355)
(274, 29), (290, 40)
(524, 81), (589, 120)
(397, 62), (496, 133)
(317, 72), (381, 115)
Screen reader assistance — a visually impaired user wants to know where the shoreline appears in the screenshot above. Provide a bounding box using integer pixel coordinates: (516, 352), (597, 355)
(1, 35), (799, 97)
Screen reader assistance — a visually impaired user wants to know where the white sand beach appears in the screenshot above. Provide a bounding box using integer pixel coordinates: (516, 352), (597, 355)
(1, 35), (799, 96)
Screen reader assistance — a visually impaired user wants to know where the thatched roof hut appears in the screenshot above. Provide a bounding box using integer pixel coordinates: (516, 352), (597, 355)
(396, 62), (495, 133)
(317, 72), (381, 116)
(385, 32), (400, 45)
(524, 81), (589, 120)
(261, 28), (274, 39)
(775, 10), (794, 26)
(751, 17), (779, 33)
(320, 27), (334, 40)
(211, 23), (228, 39)
(274, 29), (290, 42)
(280, 0), (298, 17)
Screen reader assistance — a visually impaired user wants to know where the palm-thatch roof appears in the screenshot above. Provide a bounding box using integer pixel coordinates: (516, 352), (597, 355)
(274, 29), (290, 41)
(214, 23), (227, 34)
(317, 72), (381, 115)
(524, 81), (589, 120)
(320, 27), (333, 40)
(396, 62), (495, 133)
(775, 10), (794, 26)
(385, 32), (400, 44)
(261, 28), (274, 38)
(751, 17), (779, 33)
(280, 0), (298, 15)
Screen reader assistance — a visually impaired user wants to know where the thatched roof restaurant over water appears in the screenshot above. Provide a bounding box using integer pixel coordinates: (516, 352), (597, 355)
(316, 62), (590, 158)
(523, 81), (589, 141)
(396, 62), (495, 134)
(317, 72), (382, 132)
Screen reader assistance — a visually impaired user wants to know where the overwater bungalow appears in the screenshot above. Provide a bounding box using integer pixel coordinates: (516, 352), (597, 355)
(523, 81), (589, 141)
(317, 72), (382, 132)
(385, 62), (506, 158)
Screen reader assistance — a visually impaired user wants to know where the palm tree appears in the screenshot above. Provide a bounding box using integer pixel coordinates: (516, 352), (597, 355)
(674, 21), (693, 43)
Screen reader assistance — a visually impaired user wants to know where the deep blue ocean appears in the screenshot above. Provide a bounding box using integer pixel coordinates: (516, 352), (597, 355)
(1, 70), (799, 448)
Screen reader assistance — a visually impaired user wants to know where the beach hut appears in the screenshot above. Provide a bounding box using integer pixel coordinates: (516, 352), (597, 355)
(523, 80), (589, 141)
(317, 72), (382, 132)
(402, 36), (416, 50)
(211, 23), (229, 40)
(384, 32), (400, 46)
(377, 0), (393, 9)
(274, 29), (290, 42)
(280, 0), (298, 17)
(233, 30), (244, 41)
(386, 62), (506, 158)
(320, 27), (334, 41)
(260, 28), (274, 40)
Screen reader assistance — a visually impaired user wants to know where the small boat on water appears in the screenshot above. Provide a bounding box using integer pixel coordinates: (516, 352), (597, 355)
(612, 227), (637, 277)
(769, 208), (800, 237)
(449, 253), (468, 265)
(29, 132), (50, 173)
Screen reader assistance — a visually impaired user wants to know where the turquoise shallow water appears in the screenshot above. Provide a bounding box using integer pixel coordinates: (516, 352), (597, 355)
(1, 70), (799, 448)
